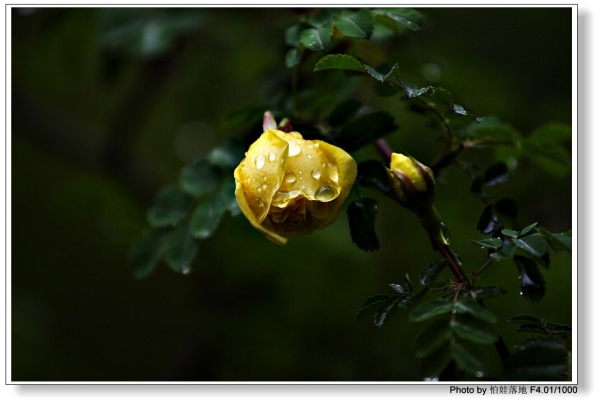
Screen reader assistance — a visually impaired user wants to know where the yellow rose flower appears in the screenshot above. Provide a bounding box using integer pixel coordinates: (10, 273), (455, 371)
(234, 128), (357, 244)
(389, 153), (436, 213)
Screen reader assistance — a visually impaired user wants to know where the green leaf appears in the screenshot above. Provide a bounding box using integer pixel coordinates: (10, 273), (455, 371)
(465, 121), (521, 142)
(285, 23), (301, 46)
(421, 343), (452, 379)
(300, 21), (333, 51)
(538, 228), (572, 253)
(357, 160), (394, 199)
(347, 198), (379, 252)
(285, 48), (301, 68)
(523, 140), (571, 177)
(128, 228), (171, 279)
(514, 255), (546, 305)
(471, 238), (503, 249)
(529, 122), (571, 144)
(504, 347), (568, 381)
(337, 112), (398, 152)
(452, 314), (498, 345)
(419, 259), (449, 286)
(180, 159), (222, 197)
(313, 54), (364, 72)
(490, 242), (516, 261)
(191, 193), (226, 240)
(519, 222), (538, 237)
(389, 274), (413, 295)
(461, 286), (507, 300)
(551, 325), (572, 335)
(513, 234), (547, 259)
(147, 186), (195, 227)
(374, 296), (401, 329)
(516, 324), (549, 335)
(364, 63), (398, 83)
(307, 8), (337, 27)
(470, 176), (486, 198)
(332, 8), (374, 39)
(494, 198), (518, 219)
(355, 294), (390, 321)
(507, 315), (543, 325)
(501, 229), (519, 238)
(477, 204), (502, 235)
(220, 175), (240, 216)
(453, 299), (498, 324)
(409, 299), (453, 322)
(414, 318), (453, 358)
(207, 138), (246, 170)
(164, 220), (198, 274)
(483, 162), (510, 187)
(513, 337), (566, 351)
(372, 8), (424, 31)
(328, 99), (363, 128)
(452, 339), (487, 375)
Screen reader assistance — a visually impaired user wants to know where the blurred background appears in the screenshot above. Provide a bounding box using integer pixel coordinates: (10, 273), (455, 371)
(11, 7), (572, 381)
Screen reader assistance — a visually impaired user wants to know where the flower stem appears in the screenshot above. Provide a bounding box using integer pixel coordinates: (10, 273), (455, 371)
(374, 138), (393, 164)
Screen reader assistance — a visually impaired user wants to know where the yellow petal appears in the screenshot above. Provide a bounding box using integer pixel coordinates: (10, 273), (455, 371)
(390, 153), (426, 191)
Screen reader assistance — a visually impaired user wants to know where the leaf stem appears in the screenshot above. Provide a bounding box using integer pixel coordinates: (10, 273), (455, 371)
(472, 258), (493, 281)
(431, 236), (473, 290)
(374, 138), (393, 164)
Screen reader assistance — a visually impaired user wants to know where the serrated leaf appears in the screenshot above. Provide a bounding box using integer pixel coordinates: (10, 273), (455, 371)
(313, 54), (364, 72)
(208, 138), (246, 170)
(389, 274), (413, 295)
(514, 255), (546, 305)
(164, 220), (198, 274)
(501, 229), (519, 238)
(285, 23), (300, 46)
(471, 238), (503, 249)
(191, 193), (226, 240)
(538, 228), (571, 253)
(461, 286), (507, 300)
(453, 299), (497, 324)
(355, 294), (390, 321)
(285, 48), (301, 68)
(490, 242), (517, 261)
(364, 63), (398, 83)
(452, 314), (498, 345)
(372, 8), (424, 31)
(419, 259), (449, 286)
(337, 112), (398, 152)
(347, 198), (379, 252)
(375, 296), (401, 329)
(307, 8), (337, 27)
(332, 8), (374, 39)
(409, 299), (453, 322)
(328, 99), (363, 128)
(494, 198), (518, 219)
(129, 228), (171, 279)
(519, 222), (538, 237)
(513, 234), (547, 259)
(414, 318), (453, 358)
(452, 339), (487, 375)
(504, 347), (568, 381)
(516, 324), (549, 335)
(551, 325), (572, 335)
(357, 160), (394, 199)
(147, 186), (195, 227)
(180, 159), (222, 196)
(421, 342), (452, 379)
(514, 337), (566, 351)
(477, 204), (502, 234)
(300, 21), (333, 51)
(483, 162), (510, 187)
(507, 315), (543, 325)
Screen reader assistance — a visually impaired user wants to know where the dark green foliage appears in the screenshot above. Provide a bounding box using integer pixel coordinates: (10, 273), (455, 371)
(453, 299), (497, 324)
(313, 54), (365, 72)
(418, 259), (449, 286)
(409, 299), (453, 322)
(300, 21), (333, 51)
(355, 294), (390, 321)
(332, 9), (374, 39)
(336, 112), (398, 152)
(494, 198), (518, 219)
(477, 204), (502, 234)
(460, 286), (507, 300)
(147, 186), (195, 228)
(452, 315), (497, 345)
(504, 346), (568, 381)
(514, 256), (546, 305)
(328, 99), (363, 128)
(538, 228), (572, 253)
(471, 238), (503, 249)
(347, 198), (380, 251)
(128, 228), (171, 279)
(179, 159), (222, 197)
(389, 274), (413, 295)
(483, 162), (510, 187)
(375, 296), (402, 329)
(413, 318), (453, 358)
(356, 160), (395, 199)
(164, 219), (198, 274)
(191, 193), (226, 239)
(371, 8), (424, 31)
(364, 63), (398, 83)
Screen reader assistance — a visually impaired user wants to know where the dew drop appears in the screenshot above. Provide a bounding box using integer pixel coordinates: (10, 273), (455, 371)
(182, 267), (191, 275)
(314, 185), (337, 202)
(475, 371), (484, 378)
(268, 152), (276, 162)
(326, 163), (339, 182)
(288, 141), (301, 156)
(262, 183), (268, 190)
(306, 142), (314, 149)
(311, 168), (321, 179)
(451, 309), (457, 314)
(284, 171), (296, 183)
(255, 154), (265, 169)
(306, 154), (313, 159)
(441, 222), (451, 245)
(314, 143), (319, 147)
(519, 291), (523, 295)
(256, 197), (264, 208)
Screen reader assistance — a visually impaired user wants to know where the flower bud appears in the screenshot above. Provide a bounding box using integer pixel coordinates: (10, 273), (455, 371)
(234, 125), (357, 244)
(388, 153), (436, 214)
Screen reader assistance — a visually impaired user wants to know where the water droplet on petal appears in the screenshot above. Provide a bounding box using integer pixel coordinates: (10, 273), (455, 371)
(306, 154), (312, 159)
(284, 171), (296, 183)
(326, 163), (339, 182)
(306, 142), (314, 149)
(255, 154), (265, 169)
(288, 141), (301, 156)
(311, 168), (321, 179)
(268, 152), (276, 162)
(256, 197), (264, 208)
(314, 143), (319, 147)
(262, 183), (268, 190)
(314, 185), (337, 202)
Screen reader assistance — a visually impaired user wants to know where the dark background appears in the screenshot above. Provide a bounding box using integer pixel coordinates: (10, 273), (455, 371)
(11, 7), (572, 381)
